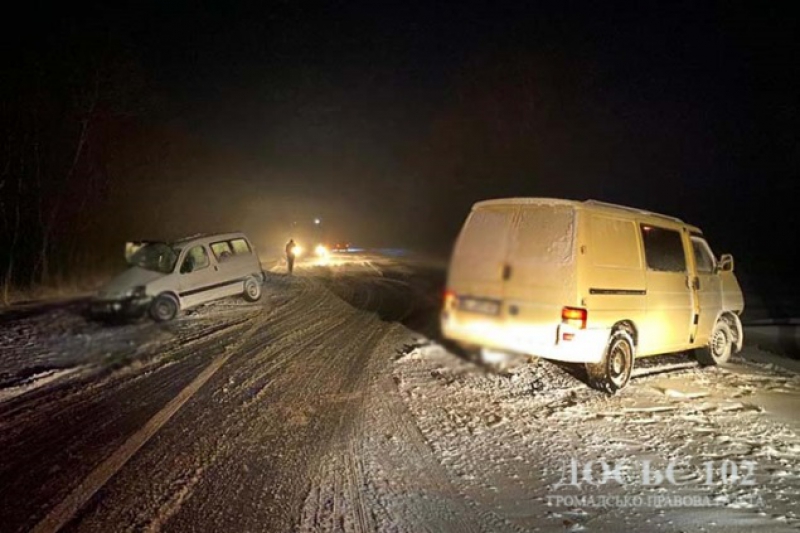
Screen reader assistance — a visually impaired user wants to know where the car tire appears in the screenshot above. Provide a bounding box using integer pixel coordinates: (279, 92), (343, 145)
(586, 331), (634, 394)
(694, 320), (733, 366)
(243, 276), (262, 302)
(150, 293), (179, 322)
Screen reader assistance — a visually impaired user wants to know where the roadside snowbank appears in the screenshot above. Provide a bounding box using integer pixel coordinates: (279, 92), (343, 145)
(393, 339), (800, 532)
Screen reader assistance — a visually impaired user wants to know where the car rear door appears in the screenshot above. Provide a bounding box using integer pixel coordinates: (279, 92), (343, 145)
(210, 239), (245, 297)
(178, 244), (218, 308)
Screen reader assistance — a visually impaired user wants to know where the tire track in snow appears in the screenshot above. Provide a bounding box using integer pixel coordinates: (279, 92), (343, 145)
(0, 310), (266, 533)
(29, 309), (268, 533)
(159, 288), (386, 532)
(63, 277), (392, 533)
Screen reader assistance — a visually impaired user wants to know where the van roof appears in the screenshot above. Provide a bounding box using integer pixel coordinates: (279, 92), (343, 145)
(473, 198), (701, 232)
(474, 197), (583, 209)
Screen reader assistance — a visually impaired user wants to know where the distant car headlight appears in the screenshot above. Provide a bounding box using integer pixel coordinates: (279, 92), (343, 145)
(315, 244), (329, 257)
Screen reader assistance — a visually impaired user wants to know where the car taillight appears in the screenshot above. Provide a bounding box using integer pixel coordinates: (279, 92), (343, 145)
(562, 306), (587, 329)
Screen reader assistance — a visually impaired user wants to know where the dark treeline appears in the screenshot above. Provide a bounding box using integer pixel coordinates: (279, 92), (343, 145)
(1, 24), (153, 301)
(2, 3), (798, 313)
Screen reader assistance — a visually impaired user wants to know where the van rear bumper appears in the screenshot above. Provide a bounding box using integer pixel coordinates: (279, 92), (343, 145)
(441, 313), (609, 363)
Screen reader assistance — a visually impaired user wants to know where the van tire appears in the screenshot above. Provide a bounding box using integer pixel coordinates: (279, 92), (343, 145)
(695, 320), (733, 366)
(586, 332), (634, 394)
(243, 276), (262, 302)
(150, 293), (179, 322)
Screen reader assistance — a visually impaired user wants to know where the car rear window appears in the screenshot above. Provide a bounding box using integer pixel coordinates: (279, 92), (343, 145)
(210, 241), (233, 260)
(230, 238), (251, 255)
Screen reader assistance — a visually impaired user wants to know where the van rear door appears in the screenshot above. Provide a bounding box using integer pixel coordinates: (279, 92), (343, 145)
(503, 205), (577, 348)
(447, 205), (516, 313)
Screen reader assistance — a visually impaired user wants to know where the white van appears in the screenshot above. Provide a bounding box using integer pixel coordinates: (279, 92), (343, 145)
(442, 198), (745, 392)
(91, 232), (264, 321)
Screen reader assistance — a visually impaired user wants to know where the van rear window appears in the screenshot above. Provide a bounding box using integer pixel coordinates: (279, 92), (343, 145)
(509, 206), (575, 265)
(456, 208), (514, 260)
(640, 225), (686, 272)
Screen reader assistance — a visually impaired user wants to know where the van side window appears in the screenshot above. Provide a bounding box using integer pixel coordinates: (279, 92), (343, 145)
(640, 225), (686, 272)
(230, 238), (251, 255)
(181, 245), (210, 273)
(691, 238), (715, 273)
(210, 241), (234, 261)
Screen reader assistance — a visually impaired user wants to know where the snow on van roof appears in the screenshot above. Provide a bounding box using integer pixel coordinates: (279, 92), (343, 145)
(473, 197), (582, 208)
(473, 197), (690, 227)
(583, 200), (684, 224)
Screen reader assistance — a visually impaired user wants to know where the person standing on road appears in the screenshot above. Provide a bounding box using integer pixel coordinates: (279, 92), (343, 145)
(285, 239), (297, 275)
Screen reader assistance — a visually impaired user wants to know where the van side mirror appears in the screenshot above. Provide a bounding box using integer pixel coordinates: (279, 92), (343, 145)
(717, 254), (734, 273)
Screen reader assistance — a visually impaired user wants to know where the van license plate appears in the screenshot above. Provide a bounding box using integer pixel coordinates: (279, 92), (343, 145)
(459, 297), (501, 316)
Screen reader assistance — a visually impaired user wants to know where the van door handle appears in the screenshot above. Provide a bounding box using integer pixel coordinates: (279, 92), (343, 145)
(502, 264), (512, 280)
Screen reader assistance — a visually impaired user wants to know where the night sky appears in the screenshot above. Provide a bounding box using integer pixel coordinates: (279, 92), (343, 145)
(4, 2), (798, 286)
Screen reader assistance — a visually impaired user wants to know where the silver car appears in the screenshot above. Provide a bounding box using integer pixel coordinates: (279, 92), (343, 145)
(91, 232), (264, 321)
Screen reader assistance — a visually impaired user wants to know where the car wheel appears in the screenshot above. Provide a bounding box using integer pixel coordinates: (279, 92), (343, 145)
(243, 276), (262, 302)
(586, 332), (634, 394)
(695, 320), (733, 365)
(150, 293), (179, 322)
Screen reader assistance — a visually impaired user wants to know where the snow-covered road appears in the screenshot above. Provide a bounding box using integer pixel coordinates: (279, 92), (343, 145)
(0, 253), (798, 532)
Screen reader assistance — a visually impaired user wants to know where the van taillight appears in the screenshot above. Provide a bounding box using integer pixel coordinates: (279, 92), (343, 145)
(562, 307), (587, 329)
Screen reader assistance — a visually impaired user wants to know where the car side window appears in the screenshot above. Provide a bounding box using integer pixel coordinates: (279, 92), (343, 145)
(230, 238), (251, 255)
(210, 241), (233, 262)
(691, 237), (716, 274)
(181, 245), (210, 273)
(640, 225), (686, 272)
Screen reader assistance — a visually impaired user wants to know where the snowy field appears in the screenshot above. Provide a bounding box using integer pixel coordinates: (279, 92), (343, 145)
(0, 253), (798, 532)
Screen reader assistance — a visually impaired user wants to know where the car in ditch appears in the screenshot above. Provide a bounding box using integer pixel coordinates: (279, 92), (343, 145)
(91, 232), (264, 321)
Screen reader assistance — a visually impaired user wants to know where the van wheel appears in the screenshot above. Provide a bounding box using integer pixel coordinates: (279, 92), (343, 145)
(586, 332), (634, 394)
(150, 293), (179, 322)
(695, 320), (733, 365)
(243, 276), (262, 302)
